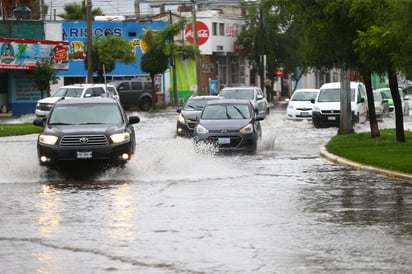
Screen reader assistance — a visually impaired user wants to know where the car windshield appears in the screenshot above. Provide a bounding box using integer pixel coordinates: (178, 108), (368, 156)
(373, 92), (382, 101)
(184, 99), (212, 110)
(291, 91), (318, 101)
(317, 88), (355, 102)
(49, 104), (123, 125)
(219, 89), (255, 100)
(202, 104), (251, 119)
(52, 88), (83, 98)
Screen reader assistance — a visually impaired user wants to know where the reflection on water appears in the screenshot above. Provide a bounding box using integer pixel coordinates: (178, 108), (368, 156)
(108, 183), (137, 242)
(36, 184), (62, 235)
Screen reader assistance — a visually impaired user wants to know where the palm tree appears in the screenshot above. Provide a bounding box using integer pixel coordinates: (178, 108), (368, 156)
(58, 0), (102, 20)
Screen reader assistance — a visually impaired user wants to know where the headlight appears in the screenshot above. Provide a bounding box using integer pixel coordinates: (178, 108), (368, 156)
(110, 132), (130, 143)
(178, 113), (185, 124)
(313, 106), (320, 112)
(287, 104), (294, 110)
(39, 134), (59, 145)
(240, 124), (253, 134)
(196, 124), (209, 134)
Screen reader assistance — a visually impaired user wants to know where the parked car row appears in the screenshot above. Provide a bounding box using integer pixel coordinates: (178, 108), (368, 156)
(286, 82), (409, 127)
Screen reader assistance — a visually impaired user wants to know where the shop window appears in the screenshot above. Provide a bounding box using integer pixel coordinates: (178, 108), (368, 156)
(212, 22), (217, 36)
(219, 23), (224, 36)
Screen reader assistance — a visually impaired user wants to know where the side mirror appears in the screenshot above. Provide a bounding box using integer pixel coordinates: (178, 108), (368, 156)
(310, 99), (315, 104)
(177, 109), (181, 113)
(358, 98), (365, 103)
(257, 94), (263, 100)
(33, 117), (46, 127)
(255, 115), (265, 121)
(128, 115), (140, 124)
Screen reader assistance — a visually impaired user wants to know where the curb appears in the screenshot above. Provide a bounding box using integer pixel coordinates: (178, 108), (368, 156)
(319, 145), (412, 181)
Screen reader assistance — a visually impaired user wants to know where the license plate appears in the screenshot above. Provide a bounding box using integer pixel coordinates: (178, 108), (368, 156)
(301, 112), (309, 116)
(328, 116), (336, 120)
(77, 151), (92, 159)
(218, 138), (230, 144)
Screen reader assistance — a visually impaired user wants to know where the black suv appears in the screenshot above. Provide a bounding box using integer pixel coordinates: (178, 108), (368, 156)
(33, 97), (140, 168)
(108, 79), (153, 111)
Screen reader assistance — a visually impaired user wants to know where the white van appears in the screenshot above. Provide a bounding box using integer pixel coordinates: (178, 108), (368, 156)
(311, 82), (368, 128)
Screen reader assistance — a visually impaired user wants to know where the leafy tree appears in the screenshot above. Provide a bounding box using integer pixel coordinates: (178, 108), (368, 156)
(353, 2), (405, 142)
(237, 1), (304, 95)
(31, 60), (59, 98)
(85, 34), (136, 83)
(58, 0), (102, 20)
(141, 18), (200, 108)
(141, 29), (169, 109)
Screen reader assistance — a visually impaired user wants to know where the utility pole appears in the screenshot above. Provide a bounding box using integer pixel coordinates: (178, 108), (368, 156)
(259, 6), (265, 90)
(191, 0), (202, 95)
(169, 10), (178, 105)
(86, 0), (93, 83)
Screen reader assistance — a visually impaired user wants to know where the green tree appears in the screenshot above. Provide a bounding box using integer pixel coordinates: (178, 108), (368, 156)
(237, 1), (304, 95)
(31, 60), (59, 98)
(353, 2), (405, 142)
(141, 29), (169, 109)
(85, 34), (136, 83)
(141, 18), (200, 108)
(58, 0), (102, 20)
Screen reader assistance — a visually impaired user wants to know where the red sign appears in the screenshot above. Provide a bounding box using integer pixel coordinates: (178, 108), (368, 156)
(185, 21), (210, 45)
(276, 70), (284, 77)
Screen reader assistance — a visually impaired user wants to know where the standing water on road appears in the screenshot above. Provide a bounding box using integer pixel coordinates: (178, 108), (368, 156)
(0, 109), (411, 273)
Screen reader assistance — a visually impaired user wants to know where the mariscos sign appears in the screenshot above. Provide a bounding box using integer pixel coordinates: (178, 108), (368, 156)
(185, 21), (210, 46)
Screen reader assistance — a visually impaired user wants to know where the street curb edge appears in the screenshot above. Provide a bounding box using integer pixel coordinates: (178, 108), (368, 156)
(319, 145), (412, 181)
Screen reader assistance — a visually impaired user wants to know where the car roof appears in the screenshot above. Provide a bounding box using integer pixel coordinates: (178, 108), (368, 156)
(188, 95), (220, 100)
(59, 83), (115, 88)
(204, 98), (252, 105)
(220, 86), (259, 90)
(320, 82), (364, 89)
(54, 97), (118, 106)
(294, 88), (319, 92)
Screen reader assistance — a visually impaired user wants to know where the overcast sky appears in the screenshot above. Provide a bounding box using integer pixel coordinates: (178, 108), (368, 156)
(47, 0), (163, 19)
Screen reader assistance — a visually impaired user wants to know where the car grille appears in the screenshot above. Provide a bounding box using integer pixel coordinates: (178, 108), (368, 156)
(37, 103), (53, 111)
(60, 135), (109, 147)
(187, 122), (198, 129)
(207, 136), (242, 147)
(321, 110), (340, 114)
(296, 107), (312, 111)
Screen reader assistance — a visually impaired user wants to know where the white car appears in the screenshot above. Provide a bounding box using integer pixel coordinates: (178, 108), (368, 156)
(286, 88), (319, 120)
(218, 86), (269, 118)
(35, 83), (118, 117)
(311, 82), (368, 128)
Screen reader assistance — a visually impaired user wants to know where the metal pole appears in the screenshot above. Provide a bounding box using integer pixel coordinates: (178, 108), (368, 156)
(191, 0), (202, 95)
(86, 0), (93, 83)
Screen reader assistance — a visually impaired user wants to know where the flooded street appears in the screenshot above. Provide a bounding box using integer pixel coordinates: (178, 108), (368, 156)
(0, 108), (411, 273)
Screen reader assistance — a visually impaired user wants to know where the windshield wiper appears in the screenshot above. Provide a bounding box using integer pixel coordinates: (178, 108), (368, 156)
(49, 122), (73, 125)
(77, 122), (105, 125)
(233, 106), (247, 118)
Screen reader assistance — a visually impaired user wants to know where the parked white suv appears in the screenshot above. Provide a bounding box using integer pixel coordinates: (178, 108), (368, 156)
(311, 82), (368, 128)
(35, 83), (118, 117)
